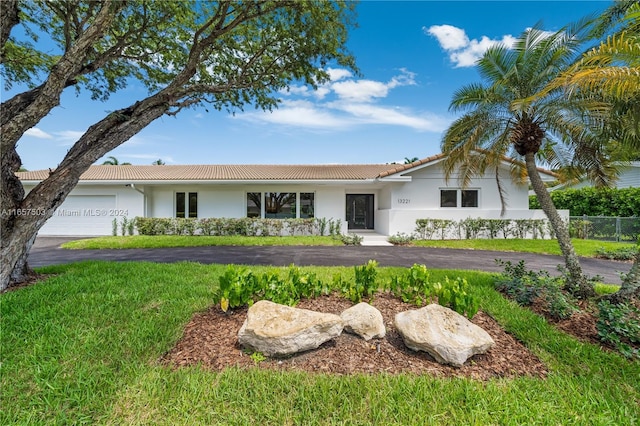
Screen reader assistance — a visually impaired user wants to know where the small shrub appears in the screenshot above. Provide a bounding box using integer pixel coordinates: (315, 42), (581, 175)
(127, 218), (135, 235)
(415, 219), (437, 239)
(494, 259), (577, 320)
(134, 217), (158, 235)
(342, 260), (378, 303)
(387, 263), (432, 305)
(340, 233), (362, 246)
(214, 265), (259, 312)
(387, 232), (415, 245)
(261, 269), (297, 306)
(595, 246), (639, 261)
(569, 219), (593, 239)
(432, 277), (479, 319)
(286, 265), (328, 299)
(329, 219), (342, 236)
(199, 218), (216, 235)
(460, 218), (485, 239)
(250, 351), (266, 364)
(120, 217), (128, 236)
(316, 217), (329, 236)
(385, 264), (479, 318)
(544, 286), (576, 320)
(112, 218), (118, 236)
(597, 300), (640, 359)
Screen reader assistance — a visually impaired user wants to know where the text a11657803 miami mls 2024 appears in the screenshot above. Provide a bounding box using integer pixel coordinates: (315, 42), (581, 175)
(1, 207), (129, 217)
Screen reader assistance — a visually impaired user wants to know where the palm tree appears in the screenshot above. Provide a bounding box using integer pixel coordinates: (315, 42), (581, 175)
(102, 156), (131, 165)
(441, 24), (607, 298)
(404, 157), (419, 164)
(555, 2), (640, 302)
(567, 3), (639, 152)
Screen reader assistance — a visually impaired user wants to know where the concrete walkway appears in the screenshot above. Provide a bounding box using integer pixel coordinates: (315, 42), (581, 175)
(28, 237), (627, 284)
(350, 231), (393, 246)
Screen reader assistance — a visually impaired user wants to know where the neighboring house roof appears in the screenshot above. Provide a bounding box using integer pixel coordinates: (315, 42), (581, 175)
(545, 161), (640, 192)
(16, 153), (558, 183)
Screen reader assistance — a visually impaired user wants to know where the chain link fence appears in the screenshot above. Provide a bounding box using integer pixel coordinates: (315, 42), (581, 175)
(569, 216), (640, 242)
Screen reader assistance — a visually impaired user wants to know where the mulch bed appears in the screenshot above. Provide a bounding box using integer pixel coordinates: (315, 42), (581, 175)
(161, 292), (549, 380)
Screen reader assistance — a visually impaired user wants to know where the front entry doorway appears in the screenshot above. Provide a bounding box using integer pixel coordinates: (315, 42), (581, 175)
(346, 194), (374, 230)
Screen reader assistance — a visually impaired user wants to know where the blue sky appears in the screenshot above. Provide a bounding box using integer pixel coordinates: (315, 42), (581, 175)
(7, 1), (612, 171)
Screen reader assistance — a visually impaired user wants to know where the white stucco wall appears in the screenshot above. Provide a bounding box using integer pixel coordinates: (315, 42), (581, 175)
(387, 162), (529, 211)
(378, 161), (560, 237)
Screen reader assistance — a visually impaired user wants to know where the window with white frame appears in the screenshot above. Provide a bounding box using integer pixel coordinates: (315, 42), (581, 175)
(440, 189), (479, 208)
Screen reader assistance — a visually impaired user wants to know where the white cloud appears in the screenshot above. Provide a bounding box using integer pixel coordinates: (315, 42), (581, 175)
(240, 100), (350, 129)
(281, 67), (354, 100)
(425, 25), (469, 50)
(235, 69), (446, 133)
(331, 79), (391, 102)
(332, 69), (416, 103)
(281, 85), (311, 97)
(54, 130), (86, 146)
(330, 103), (449, 132)
(326, 67), (352, 82)
(425, 24), (517, 68)
(388, 68), (417, 89)
(24, 128), (53, 139)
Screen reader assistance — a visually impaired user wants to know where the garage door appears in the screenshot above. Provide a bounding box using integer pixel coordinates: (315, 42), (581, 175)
(39, 195), (117, 236)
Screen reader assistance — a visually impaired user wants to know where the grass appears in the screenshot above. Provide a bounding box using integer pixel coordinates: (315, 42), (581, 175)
(61, 235), (635, 260)
(61, 235), (344, 249)
(2, 261), (639, 424)
(411, 238), (636, 258)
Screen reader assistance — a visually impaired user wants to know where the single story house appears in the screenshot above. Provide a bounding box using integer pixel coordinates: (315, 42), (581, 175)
(18, 153), (560, 236)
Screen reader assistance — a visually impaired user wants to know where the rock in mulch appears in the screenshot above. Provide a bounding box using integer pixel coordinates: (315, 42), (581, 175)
(340, 302), (385, 341)
(238, 300), (343, 357)
(394, 304), (495, 367)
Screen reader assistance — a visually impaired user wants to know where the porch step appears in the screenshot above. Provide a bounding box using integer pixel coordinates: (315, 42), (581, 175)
(350, 231), (393, 246)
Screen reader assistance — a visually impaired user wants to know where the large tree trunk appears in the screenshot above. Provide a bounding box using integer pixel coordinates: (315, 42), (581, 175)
(1, 95), (172, 291)
(524, 152), (595, 298)
(607, 250), (640, 304)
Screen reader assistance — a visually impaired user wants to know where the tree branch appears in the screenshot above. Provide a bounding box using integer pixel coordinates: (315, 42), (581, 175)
(0, 0), (126, 154)
(0, 0), (19, 57)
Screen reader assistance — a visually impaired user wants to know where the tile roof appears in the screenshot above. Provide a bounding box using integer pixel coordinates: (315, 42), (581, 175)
(16, 164), (400, 182)
(16, 153), (558, 182)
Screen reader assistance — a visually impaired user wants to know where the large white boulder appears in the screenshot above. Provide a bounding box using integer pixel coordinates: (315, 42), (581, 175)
(394, 304), (494, 367)
(340, 302), (385, 341)
(238, 300), (343, 357)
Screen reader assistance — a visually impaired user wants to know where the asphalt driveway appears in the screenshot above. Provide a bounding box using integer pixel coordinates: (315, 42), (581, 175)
(27, 237), (628, 285)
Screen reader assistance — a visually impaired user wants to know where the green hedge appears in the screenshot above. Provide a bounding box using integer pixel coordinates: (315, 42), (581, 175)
(529, 187), (640, 217)
(133, 217), (343, 237)
(414, 218), (553, 240)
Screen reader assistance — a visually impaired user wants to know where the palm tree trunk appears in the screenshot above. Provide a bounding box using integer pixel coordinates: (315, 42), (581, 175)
(524, 152), (595, 298)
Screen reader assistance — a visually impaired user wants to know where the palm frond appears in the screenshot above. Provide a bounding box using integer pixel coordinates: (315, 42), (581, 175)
(476, 44), (515, 83)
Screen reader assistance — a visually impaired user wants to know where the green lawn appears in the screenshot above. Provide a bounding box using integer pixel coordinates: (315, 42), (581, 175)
(61, 235), (636, 260)
(2, 261), (638, 424)
(411, 238), (636, 258)
(61, 235), (344, 249)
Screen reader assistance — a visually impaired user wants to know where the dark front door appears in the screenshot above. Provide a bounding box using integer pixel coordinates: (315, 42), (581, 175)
(346, 194), (374, 230)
